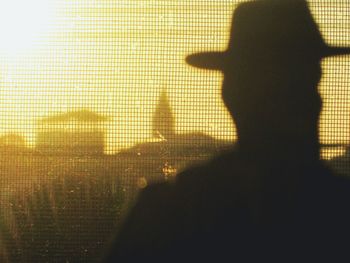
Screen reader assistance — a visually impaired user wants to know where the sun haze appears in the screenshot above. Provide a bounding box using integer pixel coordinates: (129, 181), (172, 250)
(0, 0), (348, 157)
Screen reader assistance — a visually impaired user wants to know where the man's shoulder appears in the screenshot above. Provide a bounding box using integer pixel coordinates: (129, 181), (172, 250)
(137, 150), (253, 212)
(145, 150), (241, 192)
(176, 149), (244, 182)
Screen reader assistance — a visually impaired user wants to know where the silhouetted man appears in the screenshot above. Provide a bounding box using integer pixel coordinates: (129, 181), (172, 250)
(105, 1), (350, 262)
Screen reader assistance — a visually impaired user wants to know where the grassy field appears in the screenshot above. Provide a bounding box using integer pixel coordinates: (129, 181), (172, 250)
(0, 152), (213, 262)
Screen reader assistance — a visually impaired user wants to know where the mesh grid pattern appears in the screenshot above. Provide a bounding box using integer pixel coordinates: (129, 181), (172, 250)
(0, 1), (348, 262)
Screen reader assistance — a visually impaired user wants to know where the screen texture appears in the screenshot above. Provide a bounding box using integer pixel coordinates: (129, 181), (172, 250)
(0, 1), (348, 262)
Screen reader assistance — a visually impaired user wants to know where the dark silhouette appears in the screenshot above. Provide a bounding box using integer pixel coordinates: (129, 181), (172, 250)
(152, 88), (175, 140)
(105, 1), (350, 262)
(329, 145), (350, 176)
(36, 109), (108, 155)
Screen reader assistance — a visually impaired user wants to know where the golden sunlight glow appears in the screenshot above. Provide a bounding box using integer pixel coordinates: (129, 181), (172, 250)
(0, 0), (54, 55)
(0, 0), (347, 158)
(0, 2), (349, 262)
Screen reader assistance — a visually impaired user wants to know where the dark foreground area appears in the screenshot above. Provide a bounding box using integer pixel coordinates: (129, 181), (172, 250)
(0, 148), (347, 262)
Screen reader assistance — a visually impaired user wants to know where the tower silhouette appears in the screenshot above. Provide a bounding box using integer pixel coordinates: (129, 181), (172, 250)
(152, 89), (175, 140)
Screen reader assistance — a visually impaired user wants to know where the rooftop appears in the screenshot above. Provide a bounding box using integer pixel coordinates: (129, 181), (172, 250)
(39, 110), (108, 123)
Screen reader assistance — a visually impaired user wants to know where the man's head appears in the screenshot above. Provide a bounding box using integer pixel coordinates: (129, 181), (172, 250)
(186, 0), (350, 157)
(221, 49), (322, 155)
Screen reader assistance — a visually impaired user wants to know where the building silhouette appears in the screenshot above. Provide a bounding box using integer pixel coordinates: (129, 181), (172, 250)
(116, 89), (233, 187)
(152, 89), (175, 140)
(122, 90), (232, 155)
(36, 110), (108, 155)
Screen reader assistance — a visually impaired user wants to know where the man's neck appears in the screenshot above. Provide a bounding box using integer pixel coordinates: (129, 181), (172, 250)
(237, 138), (320, 163)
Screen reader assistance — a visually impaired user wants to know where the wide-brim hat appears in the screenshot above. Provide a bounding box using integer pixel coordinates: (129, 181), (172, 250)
(186, 0), (350, 70)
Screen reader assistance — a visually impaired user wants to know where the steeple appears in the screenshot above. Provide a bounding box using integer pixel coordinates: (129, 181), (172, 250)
(152, 89), (175, 140)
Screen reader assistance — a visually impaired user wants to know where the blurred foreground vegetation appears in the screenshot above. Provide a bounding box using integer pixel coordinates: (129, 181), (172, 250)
(0, 152), (210, 263)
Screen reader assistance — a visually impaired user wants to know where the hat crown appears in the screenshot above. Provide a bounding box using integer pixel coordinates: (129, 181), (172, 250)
(228, 0), (326, 57)
(186, 0), (350, 70)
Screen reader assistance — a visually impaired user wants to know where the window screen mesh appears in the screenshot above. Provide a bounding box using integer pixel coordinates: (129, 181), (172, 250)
(0, 0), (348, 262)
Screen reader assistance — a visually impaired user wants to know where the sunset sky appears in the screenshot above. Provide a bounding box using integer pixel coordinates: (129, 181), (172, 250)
(0, 0), (348, 155)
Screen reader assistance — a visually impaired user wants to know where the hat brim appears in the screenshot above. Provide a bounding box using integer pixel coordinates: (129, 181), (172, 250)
(323, 46), (350, 57)
(186, 46), (350, 70)
(186, 52), (228, 70)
